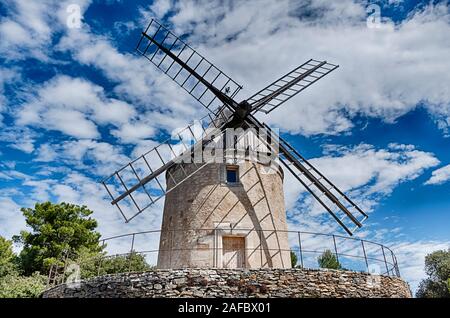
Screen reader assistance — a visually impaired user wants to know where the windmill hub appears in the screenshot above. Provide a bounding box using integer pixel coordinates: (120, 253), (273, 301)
(234, 100), (252, 121)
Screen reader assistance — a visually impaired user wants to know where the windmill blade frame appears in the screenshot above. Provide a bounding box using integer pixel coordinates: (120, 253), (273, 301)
(102, 108), (232, 223)
(246, 117), (368, 236)
(278, 140), (367, 235)
(248, 59), (339, 114)
(136, 19), (242, 114)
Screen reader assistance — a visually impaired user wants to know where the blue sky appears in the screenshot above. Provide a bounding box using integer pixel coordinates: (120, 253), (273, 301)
(0, 0), (449, 291)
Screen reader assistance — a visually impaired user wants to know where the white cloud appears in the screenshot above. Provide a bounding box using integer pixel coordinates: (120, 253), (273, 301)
(94, 99), (137, 126)
(57, 29), (212, 147)
(110, 122), (156, 144)
(139, 1), (450, 136)
(283, 142), (439, 274)
(145, 0), (173, 19)
(0, 67), (19, 121)
(0, 0), (53, 61)
(52, 184), (80, 203)
(21, 179), (55, 203)
(56, 13), (211, 133)
(47, 171), (164, 242)
(0, 197), (25, 241)
(0, 0), (92, 61)
(47, 109), (101, 139)
(0, 166), (30, 181)
(33, 139), (131, 177)
(390, 240), (450, 293)
(34, 143), (58, 162)
(0, 126), (37, 153)
(17, 75), (136, 139)
(284, 143), (439, 212)
(0, 168), (162, 251)
(425, 164), (450, 185)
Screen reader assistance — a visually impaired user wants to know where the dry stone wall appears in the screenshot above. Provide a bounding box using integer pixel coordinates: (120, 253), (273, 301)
(42, 268), (411, 298)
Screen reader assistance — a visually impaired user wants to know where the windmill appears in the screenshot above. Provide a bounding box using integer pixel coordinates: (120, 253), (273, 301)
(102, 19), (368, 269)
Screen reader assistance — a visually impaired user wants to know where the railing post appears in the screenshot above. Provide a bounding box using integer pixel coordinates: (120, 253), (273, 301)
(213, 228), (216, 267)
(97, 240), (106, 276)
(169, 229), (173, 268)
(130, 234), (135, 253)
(128, 234), (136, 272)
(381, 245), (389, 276)
(332, 235), (339, 264)
(46, 264), (54, 289)
(298, 231), (304, 268)
(361, 240), (369, 272)
(259, 230), (263, 268)
(391, 250), (400, 277)
(396, 255), (401, 277)
(59, 250), (69, 285)
(97, 255), (102, 277)
(215, 229), (218, 268)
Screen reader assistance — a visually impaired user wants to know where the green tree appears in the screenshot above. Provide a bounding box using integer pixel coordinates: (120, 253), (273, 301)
(0, 272), (46, 298)
(72, 248), (154, 279)
(99, 252), (153, 276)
(416, 249), (450, 298)
(290, 250), (298, 268)
(13, 202), (103, 275)
(318, 249), (342, 270)
(0, 236), (17, 277)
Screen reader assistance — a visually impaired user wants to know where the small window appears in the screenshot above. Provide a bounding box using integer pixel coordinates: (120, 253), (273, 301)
(226, 165), (239, 183)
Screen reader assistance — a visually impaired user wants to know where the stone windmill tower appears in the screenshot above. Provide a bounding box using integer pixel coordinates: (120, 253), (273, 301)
(102, 19), (368, 270)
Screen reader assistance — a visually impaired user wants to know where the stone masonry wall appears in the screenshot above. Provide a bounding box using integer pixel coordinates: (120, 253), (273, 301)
(42, 268), (412, 298)
(158, 160), (290, 269)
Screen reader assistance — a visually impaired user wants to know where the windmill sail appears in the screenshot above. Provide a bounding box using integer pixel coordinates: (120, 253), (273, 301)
(102, 109), (232, 222)
(248, 59), (338, 114)
(136, 19), (242, 114)
(103, 18), (369, 235)
(261, 123), (368, 235)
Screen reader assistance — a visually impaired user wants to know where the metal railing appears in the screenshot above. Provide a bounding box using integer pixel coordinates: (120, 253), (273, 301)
(47, 228), (401, 288)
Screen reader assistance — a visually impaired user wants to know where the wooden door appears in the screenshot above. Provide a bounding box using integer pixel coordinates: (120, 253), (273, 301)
(222, 236), (245, 268)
